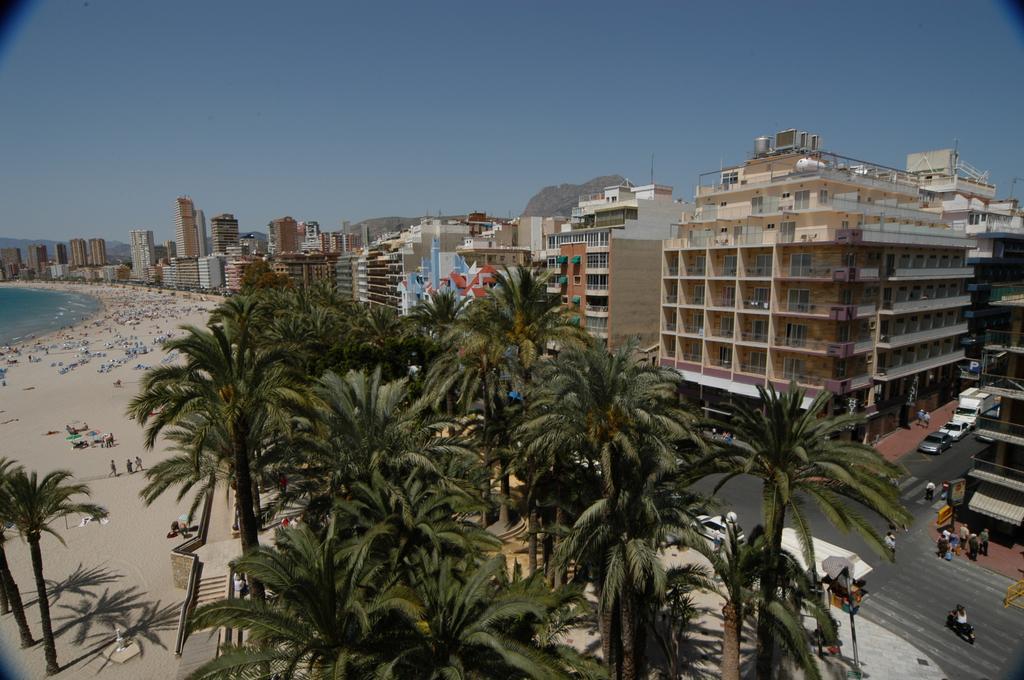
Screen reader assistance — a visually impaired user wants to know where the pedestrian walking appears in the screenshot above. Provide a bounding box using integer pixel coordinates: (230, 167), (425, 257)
(923, 411), (931, 428)
(959, 523), (970, 547)
(979, 528), (989, 556)
(937, 535), (950, 558)
(884, 531), (896, 561)
(126, 458), (133, 474)
(925, 481), (935, 501)
(968, 533), (979, 561)
(950, 533), (960, 555)
(108, 459), (117, 477)
(135, 455), (143, 471)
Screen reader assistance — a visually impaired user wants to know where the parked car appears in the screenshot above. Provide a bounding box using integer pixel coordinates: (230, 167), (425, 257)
(695, 513), (745, 545)
(939, 420), (970, 442)
(918, 431), (953, 454)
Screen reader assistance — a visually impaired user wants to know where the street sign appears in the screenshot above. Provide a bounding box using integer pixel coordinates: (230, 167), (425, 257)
(948, 478), (967, 507)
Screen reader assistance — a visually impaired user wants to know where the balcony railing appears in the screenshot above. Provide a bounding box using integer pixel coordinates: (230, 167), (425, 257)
(663, 322), (678, 332)
(984, 331), (1024, 352)
(774, 336), (831, 352)
(881, 295), (971, 313)
(684, 297), (707, 307)
(782, 302), (825, 315)
(708, 358), (733, 369)
(682, 267), (707, 277)
(878, 322), (968, 347)
(979, 373), (1024, 399)
(663, 295), (678, 304)
(587, 304), (609, 313)
(710, 298), (737, 308)
(745, 266), (772, 277)
(587, 283), (609, 291)
(970, 452), (1024, 487)
(831, 195), (943, 223)
(875, 348), (965, 380)
(742, 299), (771, 311)
(782, 266), (835, 279)
(708, 328), (735, 340)
(738, 362), (767, 375)
(680, 353), (703, 363)
(738, 332), (769, 343)
(665, 266), (679, 276)
(975, 417), (1024, 445)
(779, 372), (826, 387)
(887, 266), (974, 279)
(681, 324), (705, 335)
(713, 266), (738, 277)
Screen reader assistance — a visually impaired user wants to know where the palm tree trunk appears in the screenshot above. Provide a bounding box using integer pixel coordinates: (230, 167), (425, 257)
(0, 562), (7, 615)
(527, 502), (539, 575)
(498, 462), (511, 527)
(28, 537), (58, 675)
(552, 504), (566, 588)
(756, 493), (786, 679)
(231, 423), (264, 600)
(0, 543), (34, 647)
(721, 602), (742, 680)
(620, 590), (641, 680)
(599, 605), (619, 678)
(251, 476), (262, 529)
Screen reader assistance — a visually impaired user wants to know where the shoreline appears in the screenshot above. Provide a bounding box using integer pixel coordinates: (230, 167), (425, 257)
(0, 284), (220, 679)
(0, 282), (107, 349)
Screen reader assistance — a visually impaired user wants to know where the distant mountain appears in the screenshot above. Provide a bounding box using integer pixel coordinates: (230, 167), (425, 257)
(0, 237), (129, 263)
(522, 174), (625, 218)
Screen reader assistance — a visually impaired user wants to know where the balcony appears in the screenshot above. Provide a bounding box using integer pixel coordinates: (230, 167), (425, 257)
(680, 324), (705, 337)
(741, 299), (771, 312)
(969, 452), (1024, 491)
(681, 267), (707, 278)
(708, 328), (735, 340)
(680, 352), (703, 364)
(874, 348), (966, 381)
(708, 358), (733, 370)
(830, 195), (943, 223)
(586, 284), (609, 293)
(877, 322), (968, 348)
(774, 336), (831, 354)
(776, 372), (827, 388)
(745, 266), (773, 278)
(886, 266), (974, 280)
(587, 304), (610, 315)
(984, 331), (1024, 353)
(664, 266), (679, 276)
(681, 297), (707, 308)
(736, 332), (769, 345)
(778, 302), (829, 317)
(880, 295), (971, 314)
(979, 373), (1024, 400)
(709, 297), (737, 310)
(777, 265), (836, 280)
(709, 266), (738, 278)
(975, 418), (1024, 447)
(738, 362), (767, 375)
(662, 322), (678, 333)
(663, 294), (678, 304)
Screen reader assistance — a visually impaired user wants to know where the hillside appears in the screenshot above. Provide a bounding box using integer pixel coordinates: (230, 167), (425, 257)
(522, 174), (625, 217)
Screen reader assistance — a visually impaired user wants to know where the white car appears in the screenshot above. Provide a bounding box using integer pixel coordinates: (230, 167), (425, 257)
(696, 514), (745, 545)
(939, 420), (970, 442)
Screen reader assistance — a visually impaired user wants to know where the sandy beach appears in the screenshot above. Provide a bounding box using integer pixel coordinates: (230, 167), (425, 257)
(0, 283), (217, 678)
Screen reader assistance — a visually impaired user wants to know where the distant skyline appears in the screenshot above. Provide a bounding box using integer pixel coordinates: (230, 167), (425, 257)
(1, 0), (1023, 242)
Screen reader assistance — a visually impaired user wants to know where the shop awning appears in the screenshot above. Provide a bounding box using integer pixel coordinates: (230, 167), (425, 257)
(571, 295), (581, 304)
(968, 482), (1024, 525)
(558, 275), (568, 284)
(571, 255), (581, 264)
(556, 255), (568, 264)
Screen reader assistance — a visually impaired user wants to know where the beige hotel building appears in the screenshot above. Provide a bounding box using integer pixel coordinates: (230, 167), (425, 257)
(659, 130), (974, 440)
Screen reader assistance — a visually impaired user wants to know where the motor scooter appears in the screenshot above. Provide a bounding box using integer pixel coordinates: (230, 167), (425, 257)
(946, 609), (976, 644)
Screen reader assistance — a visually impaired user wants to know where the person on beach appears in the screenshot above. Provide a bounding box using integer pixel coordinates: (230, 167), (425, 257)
(126, 458), (133, 474)
(135, 455), (143, 471)
(109, 459), (117, 477)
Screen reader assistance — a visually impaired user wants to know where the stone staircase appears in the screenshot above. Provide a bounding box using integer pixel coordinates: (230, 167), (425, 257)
(195, 573), (229, 607)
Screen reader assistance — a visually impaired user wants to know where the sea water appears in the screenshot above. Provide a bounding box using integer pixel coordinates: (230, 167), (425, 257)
(0, 287), (102, 346)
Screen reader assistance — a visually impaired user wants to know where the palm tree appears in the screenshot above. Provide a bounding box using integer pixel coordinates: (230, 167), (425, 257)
(286, 367), (471, 520)
(128, 297), (311, 598)
(404, 554), (572, 679)
(0, 458), (35, 647)
(704, 384), (909, 678)
(409, 288), (467, 340)
(4, 470), (105, 675)
(335, 470), (500, 581)
(189, 523), (418, 679)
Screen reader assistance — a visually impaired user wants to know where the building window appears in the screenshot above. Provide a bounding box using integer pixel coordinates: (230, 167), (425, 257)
(819, 189), (829, 205)
(794, 190), (810, 210)
(721, 171), (738, 186)
(783, 357), (804, 380)
(790, 253), (811, 276)
(574, 276), (581, 285)
(718, 346), (732, 368)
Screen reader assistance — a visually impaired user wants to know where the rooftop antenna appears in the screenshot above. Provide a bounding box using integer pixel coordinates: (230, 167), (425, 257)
(1010, 177), (1024, 200)
(650, 153), (655, 185)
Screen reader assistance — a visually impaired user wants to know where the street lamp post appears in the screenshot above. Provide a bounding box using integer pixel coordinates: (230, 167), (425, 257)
(842, 566), (860, 672)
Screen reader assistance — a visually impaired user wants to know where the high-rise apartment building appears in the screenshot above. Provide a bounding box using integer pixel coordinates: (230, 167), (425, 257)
(302, 221), (322, 252)
(268, 216), (299, 255)
(907, 149), (1023, 365)
(971, 289), (1024, 531)
(659, 130), (974, 440)
(69, 239), (88, 268)
(26, 244), (48, 273)
(164, 240), (177, 261)
(129, 229), (156, 279)
(88, 238), (107, 266)
(547, 182), (682, 348)
(210, 214), (240, 254)
(175, 196), (206, 258)
(55, 243), (68, 265)
(198, 255), (226, 289)
(1, 248), (22, 279)
(239, 232), (266, 255)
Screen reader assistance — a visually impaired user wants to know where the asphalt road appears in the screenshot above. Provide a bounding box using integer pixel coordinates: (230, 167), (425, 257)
(693, 432), (1024, 679)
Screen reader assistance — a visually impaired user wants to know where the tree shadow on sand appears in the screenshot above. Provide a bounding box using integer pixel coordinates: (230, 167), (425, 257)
(45, 562), (123, 604)
(54, 587), (181, 672)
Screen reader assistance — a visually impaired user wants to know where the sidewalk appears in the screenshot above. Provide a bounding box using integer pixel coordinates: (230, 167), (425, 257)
(874, 400), (957, 462)
(930, 517), (1024, 583)
(815, 611), (948, 680)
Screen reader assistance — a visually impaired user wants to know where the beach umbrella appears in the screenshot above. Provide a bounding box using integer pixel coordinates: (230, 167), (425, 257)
(65, 434), (81, 440)
(178, 513), (191, 524)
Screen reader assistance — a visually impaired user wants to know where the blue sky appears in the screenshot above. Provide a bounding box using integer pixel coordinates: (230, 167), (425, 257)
(1, 0), (1023, 242)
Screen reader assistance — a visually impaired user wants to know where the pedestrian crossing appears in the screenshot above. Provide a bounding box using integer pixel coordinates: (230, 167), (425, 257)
(858, 531), (1023, 680)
